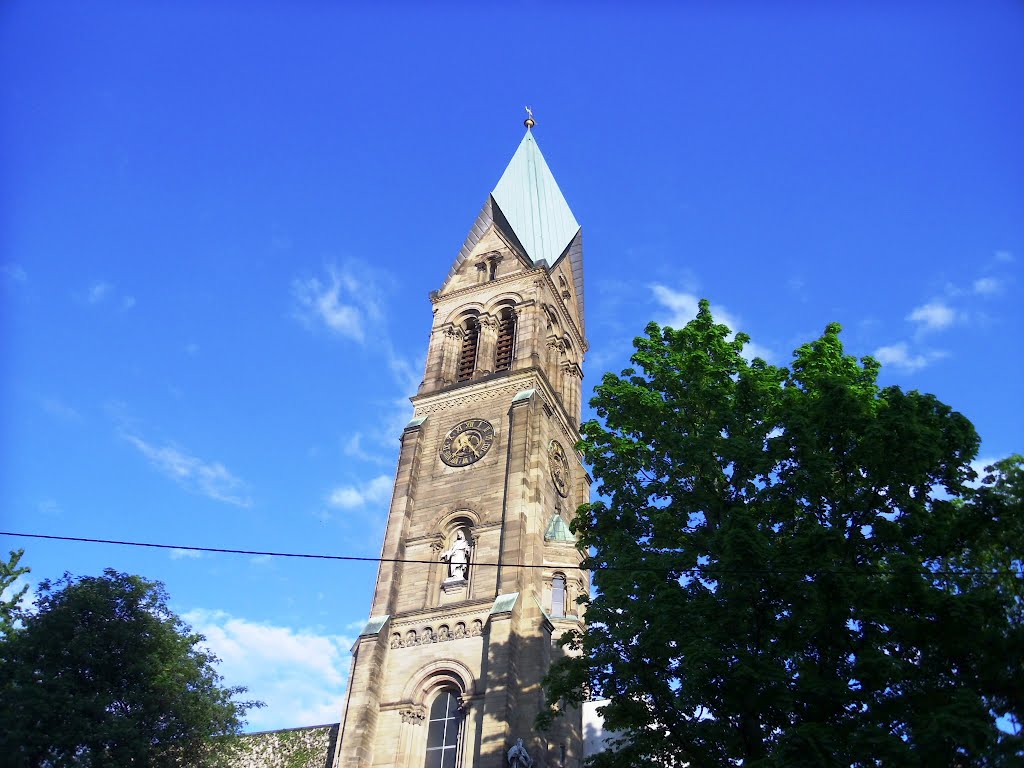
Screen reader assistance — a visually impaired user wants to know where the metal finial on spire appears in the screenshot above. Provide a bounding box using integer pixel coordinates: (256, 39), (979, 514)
(524, 106), (535, 129)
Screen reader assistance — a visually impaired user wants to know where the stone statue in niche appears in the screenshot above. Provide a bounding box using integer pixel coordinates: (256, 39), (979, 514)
(508, 738), (533, 768)
(441, 530), (471, 581)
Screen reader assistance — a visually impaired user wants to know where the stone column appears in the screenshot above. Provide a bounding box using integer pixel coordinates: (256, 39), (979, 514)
(476, 314), (499, 377)
(395, 706), (425, 767)
(569, 577), (584, 618)
(562, 363), (583, 428)
(512, 300), (540, 373)
(437, 324), (461, 387)
(371, 418), (424, 616)
(545, 336), (564, 396)
(337, 620), (391, 768)
(477, 604), (515, 768)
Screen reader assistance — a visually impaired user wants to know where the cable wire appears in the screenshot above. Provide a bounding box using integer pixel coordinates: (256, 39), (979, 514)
(1, 531), (1018, 577)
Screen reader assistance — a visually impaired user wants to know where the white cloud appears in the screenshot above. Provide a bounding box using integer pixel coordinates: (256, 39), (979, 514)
(1, 263), (27, 283)
(88, 280), (113, 304)
(37, 498), (62, 516)
(872, 342), (947, 373)
(185, 342), (200, 356)
(292, 265), (382, 343)
(327, 475), (393, 510)
(84, 280), (136, 310)
(906, 301), (956, 332)
(122, 433), (252, 508)
(183, 609), (354, 731)
(650, 285), (774, 362)
(994, 250), (1014, 263)
(342, 432), (390, 466)
(40, 396), (82, 422)
(972, 277), (1002, 296)
(169, 548), (203, 560)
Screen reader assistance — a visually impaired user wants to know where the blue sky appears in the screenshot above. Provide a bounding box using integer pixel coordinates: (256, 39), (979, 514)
(2, 2), (1022, 731)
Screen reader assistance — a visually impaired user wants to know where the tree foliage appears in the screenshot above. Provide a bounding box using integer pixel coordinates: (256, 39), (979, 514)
(0, 568), (261, 767)
(542, 301), (1023, 767)
(0, 549), (30, 638)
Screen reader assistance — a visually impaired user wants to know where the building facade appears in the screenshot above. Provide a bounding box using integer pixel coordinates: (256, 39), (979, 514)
(335, 123), (591, 768)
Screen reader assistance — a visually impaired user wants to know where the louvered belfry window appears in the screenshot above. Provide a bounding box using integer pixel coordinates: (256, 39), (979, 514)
(457, 318), (479, 382)
(494, 308), (516, 372)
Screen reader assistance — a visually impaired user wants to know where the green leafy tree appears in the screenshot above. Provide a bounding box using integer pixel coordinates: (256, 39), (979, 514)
(0, 569), (261, 767)
(0, 549), (30, 638)
(542, 301), (1023, 767)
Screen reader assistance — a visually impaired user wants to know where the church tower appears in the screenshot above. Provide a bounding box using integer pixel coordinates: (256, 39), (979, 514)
(336, 119), (590, 768)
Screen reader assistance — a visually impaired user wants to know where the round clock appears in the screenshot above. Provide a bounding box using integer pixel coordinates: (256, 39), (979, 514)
(440, 419), (495, 467)
(548, 439), (570, 497)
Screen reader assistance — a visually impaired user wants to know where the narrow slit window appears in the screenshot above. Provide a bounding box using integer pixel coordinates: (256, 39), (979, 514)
(551, 574), (566, 618)
(494, 309), (516, 372)
(457, 319), (479, 382)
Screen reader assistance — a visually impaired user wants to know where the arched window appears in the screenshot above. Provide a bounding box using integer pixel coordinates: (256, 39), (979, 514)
(494, 307), (516, 373)
(424, 687), (463, 768)
(457, 318), (479, 382)
(551, 573), (567, 618)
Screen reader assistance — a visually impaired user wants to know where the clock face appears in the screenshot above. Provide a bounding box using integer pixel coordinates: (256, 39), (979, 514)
(440, 419), (495, 467)
(549, 439), (570, 497)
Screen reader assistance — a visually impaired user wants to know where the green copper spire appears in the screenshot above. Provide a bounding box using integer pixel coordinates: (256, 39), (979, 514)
(491, 127), (580, 268)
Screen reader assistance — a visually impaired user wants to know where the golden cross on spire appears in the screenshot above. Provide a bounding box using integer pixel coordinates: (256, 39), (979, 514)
(524, 106), (535, 129)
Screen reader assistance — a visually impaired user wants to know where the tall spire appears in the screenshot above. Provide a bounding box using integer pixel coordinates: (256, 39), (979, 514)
(491, 126), (579, 268)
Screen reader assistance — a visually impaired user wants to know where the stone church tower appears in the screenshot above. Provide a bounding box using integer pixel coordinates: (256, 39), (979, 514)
(336, 120), (590, 768)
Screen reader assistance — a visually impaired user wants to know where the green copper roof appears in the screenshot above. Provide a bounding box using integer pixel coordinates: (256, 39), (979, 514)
(490, 592), (519, 615)
(359, 615), (389, 636)
(491, 129), (580, 267)
(544, 512), (574, 543)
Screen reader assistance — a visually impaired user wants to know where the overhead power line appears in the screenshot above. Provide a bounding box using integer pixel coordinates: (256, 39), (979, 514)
(0, 531), (571, 570)
(1, 531), (1018, 578)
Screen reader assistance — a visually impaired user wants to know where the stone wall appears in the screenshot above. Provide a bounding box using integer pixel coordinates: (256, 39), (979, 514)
(229, 724), (338, 768)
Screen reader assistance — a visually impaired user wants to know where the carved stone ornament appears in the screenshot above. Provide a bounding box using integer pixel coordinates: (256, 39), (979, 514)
(440, 419), (495, 467)
(389, 618), (483, 649)
(400, 707), (426, 725)
(548, 439), (570, 498)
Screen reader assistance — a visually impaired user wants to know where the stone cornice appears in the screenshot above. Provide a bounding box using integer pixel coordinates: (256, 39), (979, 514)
(431, 265), (543, 308)
(388, 598), (495, 627)
(411, 368), (582, 454)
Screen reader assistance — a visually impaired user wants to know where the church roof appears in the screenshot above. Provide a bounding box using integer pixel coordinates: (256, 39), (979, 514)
(544, 512), (574, 543)
(491, 129), (580, 268)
